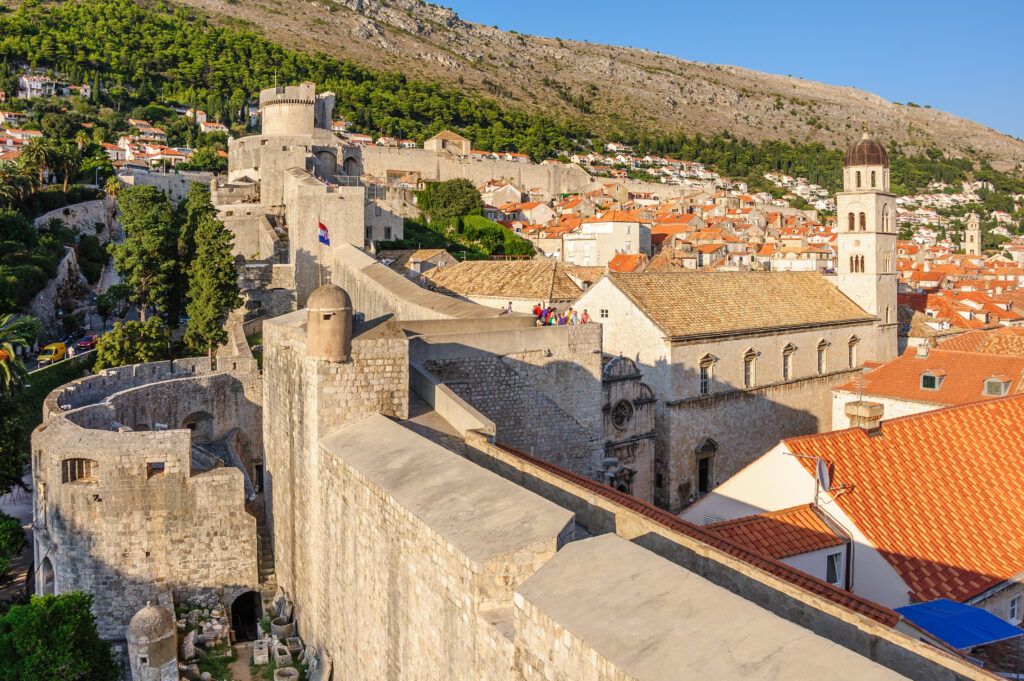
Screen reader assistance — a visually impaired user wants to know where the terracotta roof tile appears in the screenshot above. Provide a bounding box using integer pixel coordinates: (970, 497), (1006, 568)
(706, 505), (846, 559)
(833, 348), (1024, 405)
(606, 272), (874, 339)
(786, 395), (1024, 602)
(426, 260), (582, 300)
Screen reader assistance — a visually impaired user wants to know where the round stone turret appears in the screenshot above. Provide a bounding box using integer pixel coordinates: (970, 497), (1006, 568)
(306, 283), (353, 362)
(126, 602), (177, 681)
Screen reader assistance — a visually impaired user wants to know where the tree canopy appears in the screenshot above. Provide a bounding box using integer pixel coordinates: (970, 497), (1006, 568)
(93, 318), (166, 370)
(0, 593), (118, 681)
(184, 213), (241, 360)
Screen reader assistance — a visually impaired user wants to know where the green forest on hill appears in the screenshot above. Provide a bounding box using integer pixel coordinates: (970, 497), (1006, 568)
(0, 0), (1022, 198)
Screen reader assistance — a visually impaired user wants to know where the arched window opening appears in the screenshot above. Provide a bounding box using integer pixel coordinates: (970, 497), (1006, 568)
(882, 204), (889, 231)
(859, 212), (867, 231)
(782, 343), (796, 381)
(856, 171), (861, 188)
(61, 458), (97, 484)
(698, 354), (715, 396)
(743, 349), (757, 389)
(39, 557), (54, 596)
(848, 336), (860, 369)
(871, 171), (876, 188)
(849, 256), (855, 272)
(817, 340), (830, 375)
(848, 212), (855, 231)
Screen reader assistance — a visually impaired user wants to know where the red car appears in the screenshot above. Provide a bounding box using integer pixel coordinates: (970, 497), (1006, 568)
(76, 334), (99, 351)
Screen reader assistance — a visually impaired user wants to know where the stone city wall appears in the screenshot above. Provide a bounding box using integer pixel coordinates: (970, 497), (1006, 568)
(460, 434), (991, 681)
(34, 199), (117, 245)
(412, 323), (603, 477)
(33, 356), (261, 639)
(25, 246), (87, 340)
(119, 170), (214, 204)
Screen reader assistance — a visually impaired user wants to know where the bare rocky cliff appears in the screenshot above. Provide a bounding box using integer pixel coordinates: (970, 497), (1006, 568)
(179, 0), (1024, 168)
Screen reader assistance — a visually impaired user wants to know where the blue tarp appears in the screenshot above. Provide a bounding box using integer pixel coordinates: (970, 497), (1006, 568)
(897, 599), (1023, 649)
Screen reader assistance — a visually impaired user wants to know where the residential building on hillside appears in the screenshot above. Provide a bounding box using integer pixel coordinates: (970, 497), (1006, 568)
(562, 210), (652, 267)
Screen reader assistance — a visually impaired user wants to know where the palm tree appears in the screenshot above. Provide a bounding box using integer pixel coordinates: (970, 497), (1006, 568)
(0, 162), (22, 209)
(19, 139), (53, 187)
(75, 130), (90, 151)
(53, 141), (82, 192)
(0, 314), (41, 394)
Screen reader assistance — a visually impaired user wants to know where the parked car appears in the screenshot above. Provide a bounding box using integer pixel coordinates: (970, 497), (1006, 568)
(76, 334), (99, 351)
(37, 343), (66, 367)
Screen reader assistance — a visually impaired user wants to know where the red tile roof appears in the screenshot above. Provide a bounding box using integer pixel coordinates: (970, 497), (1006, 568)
(938, 329), (1024, 355)
(786, 395), (1024, 603)
(706, 505), (846, 559)
(607, 253), (648, 273)
(492, 442), (900, 626)
(833, 348), (1024, 406)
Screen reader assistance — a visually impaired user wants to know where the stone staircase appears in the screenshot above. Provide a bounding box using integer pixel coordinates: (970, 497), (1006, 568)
(257, 525), (276, 599)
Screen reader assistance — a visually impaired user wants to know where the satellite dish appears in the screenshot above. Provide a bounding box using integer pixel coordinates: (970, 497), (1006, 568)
(816, 459), (831, 491)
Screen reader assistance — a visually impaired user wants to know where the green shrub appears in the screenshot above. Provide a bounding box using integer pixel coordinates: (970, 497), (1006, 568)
(0, 512), (24, 579)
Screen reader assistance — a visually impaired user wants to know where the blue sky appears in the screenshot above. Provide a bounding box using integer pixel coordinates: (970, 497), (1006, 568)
(442, 0), (1024, 140)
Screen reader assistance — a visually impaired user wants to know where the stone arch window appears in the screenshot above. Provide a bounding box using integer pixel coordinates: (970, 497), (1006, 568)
(743, 348), (757, 389)
(871, 170), (877, 188)
(882, 204), (889, 231)
(61, 458), (97, 484)
(611, 400), (634, 430)
(885, 306), (892, 324)
(695, 438), (717, 496)
(39, 557), (54, 596)
(817, 340), (830, 375)
(856, 171), (861, 188)
(782, 343), (796, 381)
(859, 212), (867, 231)
(847, 212), (855, 231)
(698, 354), (715, 396)
(848, 335), (860, 369)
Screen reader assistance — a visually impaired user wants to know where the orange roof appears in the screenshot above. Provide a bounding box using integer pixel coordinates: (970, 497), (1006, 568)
(786, 395), (1024, 602)
(706, 505), (845, 559)
(607, 253), (647, 273)
(833, 347), (1024, 405)
(938, 329), (1024, 355)
(583, 209), (641, 224)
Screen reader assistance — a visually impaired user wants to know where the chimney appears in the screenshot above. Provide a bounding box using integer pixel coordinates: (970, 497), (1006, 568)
(924, 261), (931, 273)
(916, 336), (935, 358)
(846, 400), (884, 435)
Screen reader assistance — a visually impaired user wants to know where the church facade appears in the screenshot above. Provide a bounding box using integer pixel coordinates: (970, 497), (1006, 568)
(576, 135), (899, 511)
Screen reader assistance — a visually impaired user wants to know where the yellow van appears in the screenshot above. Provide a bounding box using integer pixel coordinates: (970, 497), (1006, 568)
(37, 342), (66, 367)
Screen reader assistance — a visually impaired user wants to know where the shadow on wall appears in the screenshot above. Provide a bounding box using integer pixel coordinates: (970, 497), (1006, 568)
(413, 342), (604, 479)
(630, 353), (856, 511)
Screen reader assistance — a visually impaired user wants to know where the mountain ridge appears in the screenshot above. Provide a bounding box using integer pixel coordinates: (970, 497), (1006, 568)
(168, 0), (1024, 170)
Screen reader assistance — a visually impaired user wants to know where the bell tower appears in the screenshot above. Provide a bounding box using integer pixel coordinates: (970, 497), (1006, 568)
(836, 133), (897, 361)
(965, 212), (982, 257)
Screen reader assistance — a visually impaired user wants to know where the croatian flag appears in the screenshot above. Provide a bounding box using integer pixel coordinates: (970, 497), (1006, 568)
(318, 221), (330, 245)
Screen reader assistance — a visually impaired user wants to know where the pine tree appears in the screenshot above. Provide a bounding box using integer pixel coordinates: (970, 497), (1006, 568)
(184, 214), (240, 364)
(110, 186), (178, 322)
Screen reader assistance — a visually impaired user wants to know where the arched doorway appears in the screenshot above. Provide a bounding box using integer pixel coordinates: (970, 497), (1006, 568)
(181, 411), (214, 444)
(231, 591), (262, 642)
(39, 557), (54, 596)
(342, 156), (360, 176)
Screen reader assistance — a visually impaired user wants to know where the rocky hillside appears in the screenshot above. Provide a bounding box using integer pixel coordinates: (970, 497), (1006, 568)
(173, 0), (1024, 168)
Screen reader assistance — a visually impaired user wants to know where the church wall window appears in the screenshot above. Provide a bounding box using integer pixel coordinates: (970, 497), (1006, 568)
(743, 349), (757, 389)
(848, 336), (860, 368)
(817, 340), (829, 375)
(782, 344), (795, 381)
(698, 354), (714, 396)
(871, 171), (876, 188)
(859, 212), (866, 230)
(848, 212), (855, 231)
(856, 171), (861, 188)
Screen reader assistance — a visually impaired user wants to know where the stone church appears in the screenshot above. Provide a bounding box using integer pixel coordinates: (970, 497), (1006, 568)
(576, 134), (899, 510)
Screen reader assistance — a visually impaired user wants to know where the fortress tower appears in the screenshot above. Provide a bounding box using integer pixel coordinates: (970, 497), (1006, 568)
(835, 134), (898, 361)
(258, 81), (335, 137)
(965, 212), (982, 256)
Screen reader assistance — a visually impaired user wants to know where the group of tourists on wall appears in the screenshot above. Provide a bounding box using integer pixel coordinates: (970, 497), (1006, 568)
(531, 303), (591, 326)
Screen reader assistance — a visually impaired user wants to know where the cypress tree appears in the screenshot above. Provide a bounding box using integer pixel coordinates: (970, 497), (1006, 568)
(184, 214), (241, 365)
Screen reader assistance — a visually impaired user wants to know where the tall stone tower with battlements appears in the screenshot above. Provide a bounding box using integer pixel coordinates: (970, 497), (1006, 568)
(835, 133), (898, 361)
